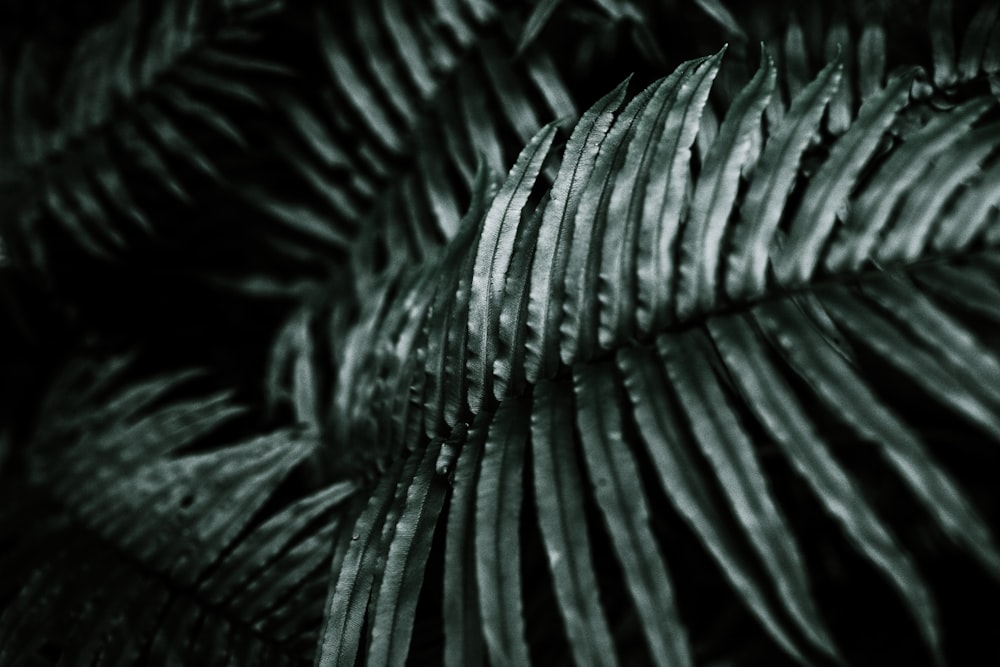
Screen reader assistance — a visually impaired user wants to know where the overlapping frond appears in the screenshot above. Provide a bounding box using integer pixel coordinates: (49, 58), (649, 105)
(316, 30), (1000, 664)
(313, 0), (579, 277)
(592, 0), (1000, 147)
(0, 360), (357, 665)
(0, 0), (319, 269)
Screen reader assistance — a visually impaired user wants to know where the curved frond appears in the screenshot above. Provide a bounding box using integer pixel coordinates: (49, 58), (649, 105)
(0, 360), (357, 665)
(1, 0), (312, 269)
(6, 1), (1000, 665)
(315, 0), (578, 276)
(319, 36), (1000, 664)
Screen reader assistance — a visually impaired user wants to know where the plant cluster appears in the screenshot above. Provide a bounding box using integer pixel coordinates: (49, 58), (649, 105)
(1, 0), (1000, 665)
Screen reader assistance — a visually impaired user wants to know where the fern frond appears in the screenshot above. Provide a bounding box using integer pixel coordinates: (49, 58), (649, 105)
(0, 0), (349, 275)
(318, 32), (1000, 663)
(0, 360), (357, 665)
(6, 1), (999, 665)
(315, 0), (578, 275)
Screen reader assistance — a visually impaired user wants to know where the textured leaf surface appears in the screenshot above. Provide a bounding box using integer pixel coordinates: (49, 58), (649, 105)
(530, 380), (618, 667)
(475, 396), (532, 666)
(574, 363), (692, 667)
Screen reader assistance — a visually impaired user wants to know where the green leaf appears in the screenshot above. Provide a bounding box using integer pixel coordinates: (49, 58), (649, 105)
(598, 51), (721, 347)
(316, 455), (410, 667)
(574, 362), (693, 667)
(959, 1), (1000, 80)
(821, 284), (1000, 440)
(482, 40), (552, 142)
(40, 185), (114, 257)
(726, 55), (843, 299)
(467, 122), (558, 412)
(136, 102), (224, 183)
(352, 0), (419, 130)
(518, 0), (564, 55)
(617, 344), (810, 663)
(367, 438), (448, 666)
(662, 328), (839, 661)
(913, 260), (1000, 323)
(380, 0), (438, 101)
(932, 155), (1000, 251)
(858, 22), (888, 99)
(782, 13), (811, 102)
(443, 415), (487, 667)
(930, 0), (958, 87)
(204, 481), (356, 605)
(475, 396), (532, 666)
(707, 313), (943, 662)
(693, 0), (747, 40)
(775, 67), (918, 285)
(677, 47), (776, 318)
(878, 123), (1000, 264)
(530, 379), (618, 667)
(494, 198), (545, 401)
(316, 7), (404, 154)
(560, 76), (658, 365)
(3, 371), (343, 665)
(443, 233), (481, 428)
(295, 26), (1000, 664)
(424, 167), (495, 435)
(826, 96), (994, 272)
(823, 15), (855, 135)
(634, 47), (725, 333)
(756, 298), (1000, 579)
(525, 78), (630, 383)
(862, 275), (1000, 409)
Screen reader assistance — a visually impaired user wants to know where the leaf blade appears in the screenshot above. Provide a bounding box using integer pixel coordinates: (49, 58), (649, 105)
(677, 47), (776, 318)
(467, 123), (558, 412)
(574, 362), (693, 667)
(726, 56), (844, 298)
(525, 78), (630, 383)
(531, 379), (619, 667)
(707, 313), (943, 661)
(661, 328), (838, 660)
(475, 397), (532, 666)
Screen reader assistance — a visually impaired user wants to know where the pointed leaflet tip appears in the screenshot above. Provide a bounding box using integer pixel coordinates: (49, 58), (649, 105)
(707, 314), (944, 662)
(676, 44), (776, 320)
(725, 54), (844, 300)
(560, 75), (661, 367)
(635, 46), (726, 334)
(467, 122), (559, 413)
(662, 329), (841, 661)
(525, 76), (631, 384)
(774, 66), (918, 286)
(598, 50), (725, 350)
(617, 343), (811, 663)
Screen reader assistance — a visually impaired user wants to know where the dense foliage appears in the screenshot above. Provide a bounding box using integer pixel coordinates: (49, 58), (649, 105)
(2, 0), (1000, 664)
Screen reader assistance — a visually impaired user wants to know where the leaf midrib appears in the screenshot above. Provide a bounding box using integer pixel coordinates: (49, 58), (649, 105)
(501, 242), (1000, 414)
